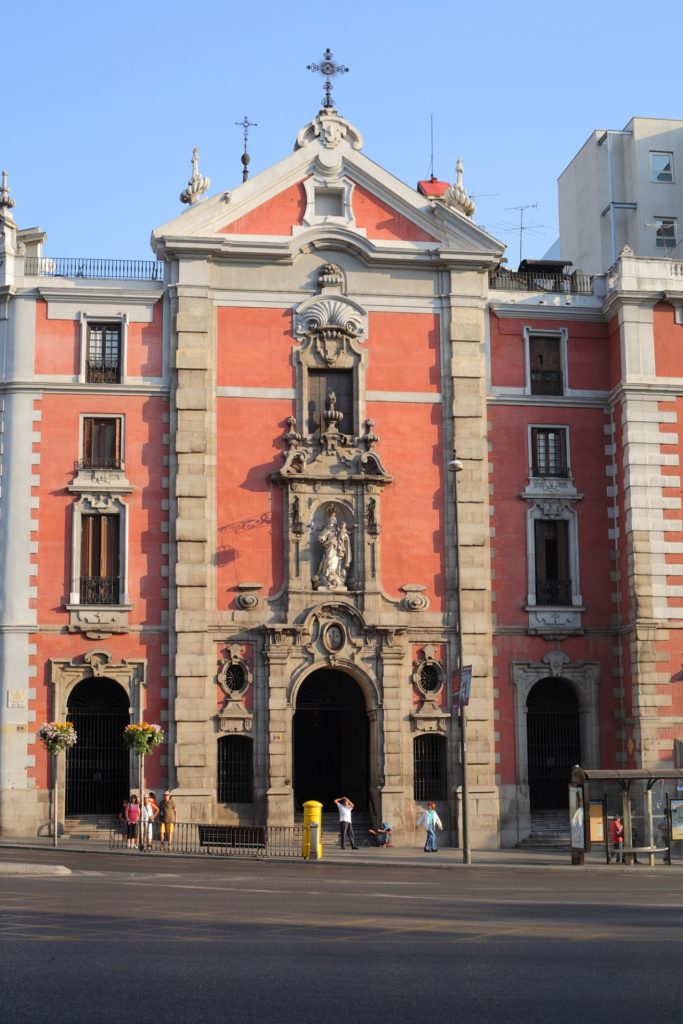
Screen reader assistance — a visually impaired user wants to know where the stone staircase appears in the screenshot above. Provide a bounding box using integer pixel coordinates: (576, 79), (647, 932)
(517, 810), (570, 849)
(63, 815), (119, 840)
(317, 812), (376, 847)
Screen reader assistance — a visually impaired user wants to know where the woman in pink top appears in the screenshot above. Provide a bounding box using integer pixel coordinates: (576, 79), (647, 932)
(126, 794), (141, 849)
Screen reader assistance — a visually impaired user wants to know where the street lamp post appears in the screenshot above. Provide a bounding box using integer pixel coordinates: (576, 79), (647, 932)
(449, 454), (471, 864)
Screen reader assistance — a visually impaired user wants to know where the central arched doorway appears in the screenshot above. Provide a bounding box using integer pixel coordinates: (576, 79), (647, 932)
(526, 676), (580, 810)
(66, 676), (130, 815)
(293, 669), (369, 813)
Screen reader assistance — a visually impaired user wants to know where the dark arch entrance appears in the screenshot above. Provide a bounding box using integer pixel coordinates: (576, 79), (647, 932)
(526, 677), (580, 810)
(293, 669), (369, 813)
(66, 677), (130, 815)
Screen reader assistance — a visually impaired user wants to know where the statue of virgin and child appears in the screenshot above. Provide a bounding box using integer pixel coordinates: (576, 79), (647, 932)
(314, 507), (352, 590)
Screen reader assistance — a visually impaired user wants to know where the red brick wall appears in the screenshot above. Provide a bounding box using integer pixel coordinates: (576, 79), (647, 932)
(219, 182), (307, 235)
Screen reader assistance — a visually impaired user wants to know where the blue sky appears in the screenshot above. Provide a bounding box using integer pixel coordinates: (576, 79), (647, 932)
(4, 0), (682, 264)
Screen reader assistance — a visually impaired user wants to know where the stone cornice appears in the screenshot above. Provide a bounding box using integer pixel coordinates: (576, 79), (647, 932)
(489, 301), (604, 321)
(487, 392), (609, 409)
(0, 380), (168, 397)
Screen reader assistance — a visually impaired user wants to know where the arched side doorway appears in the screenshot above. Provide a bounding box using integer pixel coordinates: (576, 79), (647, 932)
(66, 677), (130, 815)
(293, 669), (369, 813)
(526, 677), (580, 810)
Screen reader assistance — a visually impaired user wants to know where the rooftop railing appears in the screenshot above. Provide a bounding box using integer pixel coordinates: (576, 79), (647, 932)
(24, 257), (164, 282)
(489, 268), (594, 295)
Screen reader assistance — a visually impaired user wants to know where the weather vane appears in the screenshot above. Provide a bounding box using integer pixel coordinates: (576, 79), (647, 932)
(306, 48), (349, 110)
(235, 115), (257, 182)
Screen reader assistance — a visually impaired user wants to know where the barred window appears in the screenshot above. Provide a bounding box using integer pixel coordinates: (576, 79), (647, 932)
(217, 736), (253, 803)
(531, 427), (568, 477)
(86, 323), (122, 384)
(413, 734), (446, 802)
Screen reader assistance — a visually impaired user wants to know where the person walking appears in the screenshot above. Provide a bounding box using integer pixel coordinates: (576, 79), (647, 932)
(158, 790), (177, 850)
(334, 796), (358, 850)
(418, 802), (443, 852)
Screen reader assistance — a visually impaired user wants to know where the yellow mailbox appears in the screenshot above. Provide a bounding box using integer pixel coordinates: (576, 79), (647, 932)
(302, 800), (323, 860)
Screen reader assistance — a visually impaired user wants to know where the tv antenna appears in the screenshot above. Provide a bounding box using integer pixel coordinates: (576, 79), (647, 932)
(505, 203), (540, 264)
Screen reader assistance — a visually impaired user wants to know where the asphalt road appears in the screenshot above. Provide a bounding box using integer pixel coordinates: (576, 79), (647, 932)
(1, 848), (681, 1024)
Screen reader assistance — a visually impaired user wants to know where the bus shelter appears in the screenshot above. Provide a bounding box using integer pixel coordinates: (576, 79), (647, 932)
(569, 766), (683, 866)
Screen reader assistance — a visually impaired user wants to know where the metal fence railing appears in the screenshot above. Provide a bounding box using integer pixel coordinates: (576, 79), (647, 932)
(110, 821), (305, 858)
(490, 269), (594, 295)
(24, 257), (164, 282)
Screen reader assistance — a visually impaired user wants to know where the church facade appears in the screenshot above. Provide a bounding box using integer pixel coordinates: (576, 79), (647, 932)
(1, 106), (682, 845)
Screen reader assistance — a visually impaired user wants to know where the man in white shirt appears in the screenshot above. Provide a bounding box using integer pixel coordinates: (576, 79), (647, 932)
(334, 796), (358, 849)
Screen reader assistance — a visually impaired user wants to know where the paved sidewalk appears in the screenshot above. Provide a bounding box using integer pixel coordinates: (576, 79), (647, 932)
(1, 834), (677, 871)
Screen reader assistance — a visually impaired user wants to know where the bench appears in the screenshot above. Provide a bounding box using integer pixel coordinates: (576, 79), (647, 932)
(621, 846), (669, 866)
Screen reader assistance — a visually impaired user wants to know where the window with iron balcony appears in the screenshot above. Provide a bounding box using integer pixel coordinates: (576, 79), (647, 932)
(86, 323), (122, 384)
(81, 417), (122, 470)
(80, 513), (120, 605)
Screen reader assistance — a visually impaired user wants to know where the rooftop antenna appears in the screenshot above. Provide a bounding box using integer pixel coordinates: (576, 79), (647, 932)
(428, 113), (435, 180)
(235, 115), (257, 183)
(505, 203), (539, 265)
(306, 48), (349, 110)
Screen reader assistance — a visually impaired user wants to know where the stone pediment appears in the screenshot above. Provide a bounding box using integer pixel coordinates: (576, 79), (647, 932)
(151, 110), (504, 262)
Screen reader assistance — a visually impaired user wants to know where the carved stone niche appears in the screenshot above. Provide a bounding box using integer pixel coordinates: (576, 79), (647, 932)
(410, 644), (450, 734)
(217, 644), (253, 734)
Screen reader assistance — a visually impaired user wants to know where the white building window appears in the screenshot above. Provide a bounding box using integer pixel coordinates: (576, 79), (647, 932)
(650, 152), (674, 183)
(654, 217), (677, 251)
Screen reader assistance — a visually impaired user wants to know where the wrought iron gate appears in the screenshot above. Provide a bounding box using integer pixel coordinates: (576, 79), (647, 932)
(526, 677), (580, 810)
(66, 677), (130, 815)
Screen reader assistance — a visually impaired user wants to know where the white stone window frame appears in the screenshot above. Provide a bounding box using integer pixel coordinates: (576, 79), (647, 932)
(527, 423), (571, 479)
(654, 216), (678, 250)
(79, 413), (126, 470)
(650, 151), (674, 184)
(69, 493), (131, 607)
(301, 175), (358, 230)
(79, 313), (128, 385)
(525, 501), (582, 610)
(523, 326), (568, 396)
(293, 296), (369, 440)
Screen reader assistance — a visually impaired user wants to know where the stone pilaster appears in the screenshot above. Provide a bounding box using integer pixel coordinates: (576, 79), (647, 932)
(169, 276), (217, 820)
(448, 271), (500, 848)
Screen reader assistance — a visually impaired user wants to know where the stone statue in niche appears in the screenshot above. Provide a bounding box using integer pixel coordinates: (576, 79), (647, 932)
(313, 506), (352, 590)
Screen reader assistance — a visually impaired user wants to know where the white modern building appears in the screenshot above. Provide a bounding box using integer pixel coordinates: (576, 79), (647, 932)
(559, 117), (683, 274)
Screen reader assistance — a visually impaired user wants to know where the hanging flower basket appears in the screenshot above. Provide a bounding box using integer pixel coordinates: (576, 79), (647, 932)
(38, 721), (77, 755)
(123, 722), (164, 755)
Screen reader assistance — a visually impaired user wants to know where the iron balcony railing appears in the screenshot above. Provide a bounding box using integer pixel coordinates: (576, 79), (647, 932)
(109, 821), (305, 858)
(530, 370), (564, 395)
(79, 576), (120, 605)
(85, 360), (121, 384)
(536, 578), (572, 607)
(490, 269), (594, 294)
(24, 257), (164, 282)
(77, 455), (123, 471)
